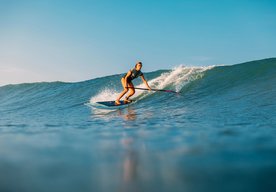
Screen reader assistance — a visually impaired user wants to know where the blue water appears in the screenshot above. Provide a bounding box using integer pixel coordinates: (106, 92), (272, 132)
(0, 58), (276, 192)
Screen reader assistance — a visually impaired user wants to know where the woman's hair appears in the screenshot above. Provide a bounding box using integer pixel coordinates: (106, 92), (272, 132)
(135, 61), (142, 68)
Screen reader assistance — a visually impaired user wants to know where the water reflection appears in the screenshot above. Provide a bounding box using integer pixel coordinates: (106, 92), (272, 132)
(120, 137), (139, 192)
(117, 108), (137, 121)
(90, 106), (141, 191)
(90, 107), (137, 122)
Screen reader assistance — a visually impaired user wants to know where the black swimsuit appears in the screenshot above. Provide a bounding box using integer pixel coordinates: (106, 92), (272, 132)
(123, 68), (143, 83)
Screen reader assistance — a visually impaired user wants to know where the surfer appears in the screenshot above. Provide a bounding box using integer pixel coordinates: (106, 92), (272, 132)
(115, 62), (151, 105)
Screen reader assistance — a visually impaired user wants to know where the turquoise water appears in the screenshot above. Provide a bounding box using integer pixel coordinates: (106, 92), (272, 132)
(0, 58), (275, 192)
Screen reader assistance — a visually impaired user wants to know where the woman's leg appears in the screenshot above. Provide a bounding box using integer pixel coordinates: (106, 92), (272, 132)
(115, 78), (128, 104)
(125, 82), (135, 101)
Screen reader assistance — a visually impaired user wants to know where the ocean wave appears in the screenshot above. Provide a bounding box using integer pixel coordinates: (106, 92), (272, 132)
(0, 58), (275, 114)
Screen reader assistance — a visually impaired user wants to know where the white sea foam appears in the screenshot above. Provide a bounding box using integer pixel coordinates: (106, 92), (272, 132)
(142, 65), (214, 92)
(90, 88), (120, 103)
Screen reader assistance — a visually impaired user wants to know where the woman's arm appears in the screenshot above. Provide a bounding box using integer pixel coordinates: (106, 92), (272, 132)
(141, 75), (151, 90)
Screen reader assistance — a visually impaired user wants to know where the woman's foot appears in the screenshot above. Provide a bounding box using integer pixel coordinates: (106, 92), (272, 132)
(124, 99), (133, 103)
(115, 100), (121, 105)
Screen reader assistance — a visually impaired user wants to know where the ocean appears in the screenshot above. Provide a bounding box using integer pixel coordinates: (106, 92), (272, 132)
(0, 58), (275, 192)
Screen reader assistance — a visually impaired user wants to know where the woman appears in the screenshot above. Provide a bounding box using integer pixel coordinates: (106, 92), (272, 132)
(115, 61), (151, 105)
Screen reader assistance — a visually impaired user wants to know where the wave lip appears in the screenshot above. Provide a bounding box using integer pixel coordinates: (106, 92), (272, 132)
(148, 65), (214, 92)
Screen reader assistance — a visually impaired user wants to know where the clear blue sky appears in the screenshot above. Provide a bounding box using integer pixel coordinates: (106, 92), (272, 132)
(0, 0), (276, 85)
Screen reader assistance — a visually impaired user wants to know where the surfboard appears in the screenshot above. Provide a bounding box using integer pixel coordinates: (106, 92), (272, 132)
(96, 100), (133, 107)
(86, 100), (135, 110)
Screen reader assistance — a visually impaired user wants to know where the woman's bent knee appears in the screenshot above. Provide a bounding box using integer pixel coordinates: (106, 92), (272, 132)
(130, 89), (135, 94)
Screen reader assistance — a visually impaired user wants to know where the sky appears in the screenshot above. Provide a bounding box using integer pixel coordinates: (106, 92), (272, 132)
(0, 0), (276, 85)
